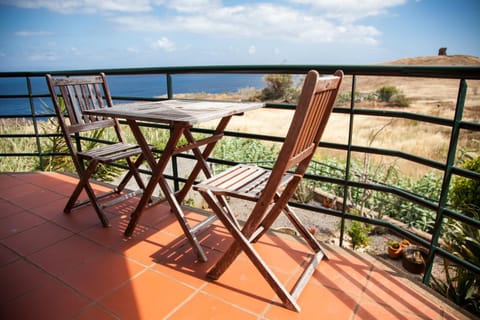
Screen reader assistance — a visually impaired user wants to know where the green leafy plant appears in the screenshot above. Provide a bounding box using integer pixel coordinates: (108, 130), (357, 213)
(430, 156), (480, 315)
(212, 137), (279, 173)
(377, 86), (398, 102)
(387, 239), (400, 249)
(40, 114), (74, 173)
(293, 180), (315, 203)
(376, 86), (409, 107)
(0, 118), (38, 171)
(450, 156), (480, 217)
(389, 172), (441, 232)
(391, 93), (410, 107)
(432, 213), (480, 315)
(258, 74), (295, 101)
(40, 98), (123, 181)
(336, 91), (360, 104)
(310, 155), (443, 234)
(347, 219), (371, 250)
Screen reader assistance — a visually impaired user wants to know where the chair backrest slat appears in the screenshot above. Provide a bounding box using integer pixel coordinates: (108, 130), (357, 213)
(46, 72), (124, 162)
(265, 70), (343, 194)
(46, 73), (116, 134)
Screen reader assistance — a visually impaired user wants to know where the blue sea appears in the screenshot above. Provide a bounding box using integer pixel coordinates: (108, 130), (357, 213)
(0, 74), (266, 116)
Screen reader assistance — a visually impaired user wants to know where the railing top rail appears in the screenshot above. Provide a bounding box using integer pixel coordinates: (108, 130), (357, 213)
(1, 64), (480, 79)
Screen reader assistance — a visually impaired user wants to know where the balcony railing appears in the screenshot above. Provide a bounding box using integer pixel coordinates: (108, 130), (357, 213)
(1, 64), (479, 293)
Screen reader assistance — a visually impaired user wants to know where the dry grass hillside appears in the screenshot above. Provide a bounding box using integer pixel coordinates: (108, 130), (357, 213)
(383, 55), (480, 66)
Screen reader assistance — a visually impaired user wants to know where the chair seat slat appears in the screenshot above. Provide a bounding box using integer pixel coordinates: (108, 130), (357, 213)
(78, 143), (143, 162)
(196, 164), (293, 200)
(218, 165), (269, 192)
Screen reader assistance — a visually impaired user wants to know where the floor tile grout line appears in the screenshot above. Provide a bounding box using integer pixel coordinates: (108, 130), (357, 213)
(259, 251), (308, 317)
(0, 240), (100, 307)
(7, 236), (154, 318)
(194, 283), (267, 320)
(162, 282), (210, 319)
(0, 203), (153, 311)
(70, 299), (123, 320)
(349, 263), (375, 320)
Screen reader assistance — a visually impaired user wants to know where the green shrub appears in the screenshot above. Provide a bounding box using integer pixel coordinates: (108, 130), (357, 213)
(450, 156), (480, 216)
(336, 91), (360, 104)
(212, 137), (279, 173)
(310, 157), (442, 233)
(347, 220), (371, 250)
(377, 86), (398, 102)
(431, 156), (480, 315)
(390, 93), (410, 107)
(388, 172), (441, 232)
(258, 74), (294, 101)
(432, 212), (480, 315)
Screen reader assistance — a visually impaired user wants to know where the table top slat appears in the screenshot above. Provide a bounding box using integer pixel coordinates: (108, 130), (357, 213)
(84, 99), (264, 125)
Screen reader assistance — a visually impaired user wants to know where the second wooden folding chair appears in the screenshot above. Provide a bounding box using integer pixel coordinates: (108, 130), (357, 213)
(46, 73), (151, 227)
(194, 70), (344, 311)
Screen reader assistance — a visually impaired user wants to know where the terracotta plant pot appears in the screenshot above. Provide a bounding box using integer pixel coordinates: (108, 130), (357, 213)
(402, 245), (428, 274)
(387, 243), (403, 259)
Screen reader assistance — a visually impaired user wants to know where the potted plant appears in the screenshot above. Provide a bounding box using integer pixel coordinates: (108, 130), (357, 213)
(387, 240), (403, 259)
(402, 245), (428, 274)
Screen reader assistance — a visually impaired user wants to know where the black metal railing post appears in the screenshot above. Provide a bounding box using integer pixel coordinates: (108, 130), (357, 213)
(166, 73), (173, 100)
(339, 75), (357, 247)
(26, 76), (44, 170)
(424, 78), (468, 284)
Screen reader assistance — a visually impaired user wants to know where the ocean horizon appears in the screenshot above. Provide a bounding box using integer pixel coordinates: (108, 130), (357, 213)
(0, 74), (266, 116)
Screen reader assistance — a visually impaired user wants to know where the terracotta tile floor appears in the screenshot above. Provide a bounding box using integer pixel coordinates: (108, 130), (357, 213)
(0, 172), (473, 319)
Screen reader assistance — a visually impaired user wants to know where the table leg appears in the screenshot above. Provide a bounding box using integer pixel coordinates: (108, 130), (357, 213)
(124, 119), (165, 236)
(175, 116), (231, 202)
(124, 121), (208, 261)
(175, 117), (235, 219)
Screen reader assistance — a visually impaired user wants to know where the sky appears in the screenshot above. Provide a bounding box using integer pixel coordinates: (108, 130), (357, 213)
(0, 0), (479, 71)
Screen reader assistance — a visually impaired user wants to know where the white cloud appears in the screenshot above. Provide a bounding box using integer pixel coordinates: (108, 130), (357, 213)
(1, 0), (407, 22)
(163, 0), (221, 13)
(111, 3), (381, 44)
(289, 0), (407, 22)
(151, 37), (176, 52)
(1, 0), (154, 14)
(3, 0), (405, 47)
(248, 45), (256, 55)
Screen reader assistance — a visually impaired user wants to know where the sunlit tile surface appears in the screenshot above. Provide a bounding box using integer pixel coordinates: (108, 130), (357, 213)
(0, 172), (471, 319)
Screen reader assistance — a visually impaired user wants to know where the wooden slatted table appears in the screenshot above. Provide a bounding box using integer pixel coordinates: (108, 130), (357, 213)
(85, 99), (264, 261)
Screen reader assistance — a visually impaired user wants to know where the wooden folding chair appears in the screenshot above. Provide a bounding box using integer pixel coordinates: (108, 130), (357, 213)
(46, 73), (150, 227)
(194, 70), (344, 311)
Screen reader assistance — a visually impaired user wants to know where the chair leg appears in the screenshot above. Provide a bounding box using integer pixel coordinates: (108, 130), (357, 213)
(65, 159), (111, 227)
(282, 204), (327, 256)
(116, 154), (146, 193)
(83, 182), (111, 227)
(252, 195), (326, 257)
(200, 189), (301, 311)
(64, 160), (96, 213)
